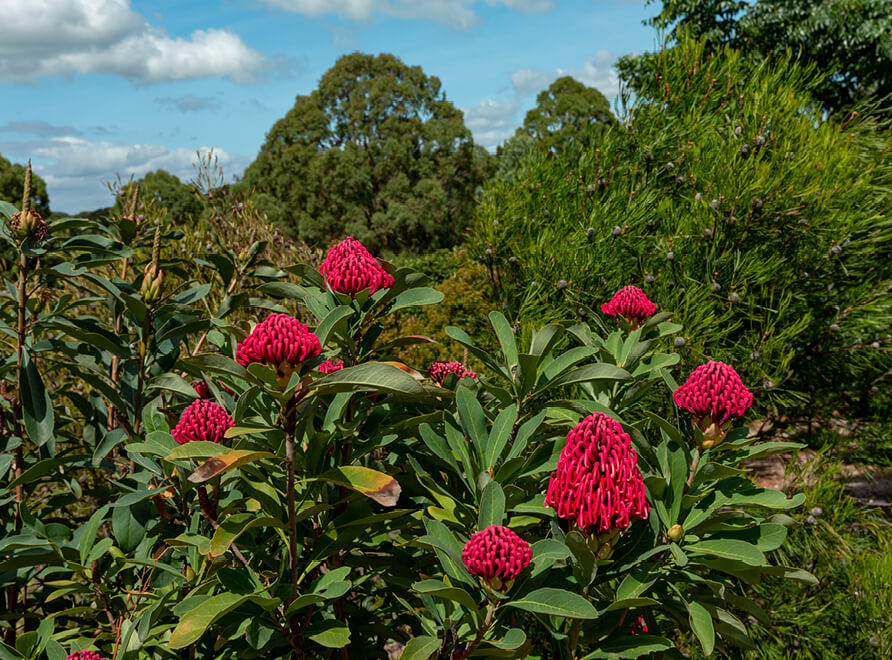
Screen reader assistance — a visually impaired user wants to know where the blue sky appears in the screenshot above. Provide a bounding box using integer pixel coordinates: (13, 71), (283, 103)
(0, 0), (658, 213)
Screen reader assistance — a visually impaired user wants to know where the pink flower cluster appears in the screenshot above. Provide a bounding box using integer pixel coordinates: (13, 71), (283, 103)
(319, 237), (394, 295)
(461, 525), (532, 581)
(601, 286), (657, 325)
(67, 652), (107, 660)
(428, 361), (477, 385)
(545, 413), (648, 534)
(191, 380), (233, 399)
(236, 314), (321, 368)
(673, 360), (753, 427)
(319, 359), (345, 374)
(171, 399), (234, 445)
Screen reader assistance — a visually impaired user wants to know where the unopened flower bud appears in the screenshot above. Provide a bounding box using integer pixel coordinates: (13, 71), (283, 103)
(830, 323), (840, 332)
(674, 337), (686, 348)
(754, 135), (765, 146)
(703, 228), (713, 237)
(556, 279), (568, 289)
(810, 507), (823, 518)
(729, 292), (740, 303)
(740, 144), (750, 155)
(734, 126), (742, 136)
(612, 225), (622, 236)
(694, 192), (702, 201)
(485, 248), (492, 257)
(710, 199), (720, 210)
(711, 282), (721, 292)
(644, 274), (655, 284)
(666, 251), (675, 261)
(508, 256), (518, 265)
(666, 161), (674, 170)
(585, 227), (595, 238)
(667, 524), (684, 542)
(752, 198), (763, 210)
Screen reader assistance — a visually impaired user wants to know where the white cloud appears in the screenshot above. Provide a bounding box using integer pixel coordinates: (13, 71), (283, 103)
(262, 0), (554, 30)
(462, 97), (519, 150)
(0, 0), (266, 83)
(511, 49), (620, 98)
(7, 136), (250, 212)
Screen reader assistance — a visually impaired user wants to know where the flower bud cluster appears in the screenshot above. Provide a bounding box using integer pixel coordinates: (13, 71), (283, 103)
(673, 361), (753, 446)
(545, 413), (648, 536)
(601, 286), (657, 327)
(171, 399), (234, 445)
(236, 314), (321, 368)
(67, 651), (108, 660)
(428, 360), (477, 384)
(319, 359), (344, 374)
(461, 525), (532, 584)
(319, 237), (394, 295)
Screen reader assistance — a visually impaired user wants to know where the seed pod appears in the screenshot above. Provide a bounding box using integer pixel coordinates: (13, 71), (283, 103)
(754, 134), (766, 146)
(810, 507), (823, 518)
(556, 279), (568, 290)
(612, 225), (622, 236)
(674, 337), (686, 348)
(711, 282), (721, 292)
(710, 199), (720, 210)
(675, 175), (686, 185)
(729, 292), (740, 303)
(585, 227), (595, 238)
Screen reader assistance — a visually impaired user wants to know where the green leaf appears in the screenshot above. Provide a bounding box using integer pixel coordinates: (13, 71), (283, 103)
(92, 428), (127, 466)
(79, 505), (110, 565)
(507, 587), (598, 619)
(580, 634), (673, 659)
(170, 593), (252, 648)
(183, 353), (248, 380)
(401, 636), (440, 660)
(413, 579), (480, 611)
(188, 450), (275, 483)
(482, 628), (527, 651)
(490, 311), (519, 366)
(456, 386), (488, 450)
(485, 406), (517, 469)
(112, 504), (145, 553)
(546, 363), (632, 390)
(6, 455), (84, 491)
(311, 362), (425, 395)
(388, 287), (444, 313)
(148, 373), (200, 398)
(478, 481), (506, 530)
(166, 441), (229, 461)
(208, 514), (285, 557)
(685, 539), (766, 566)
(315, 306), (354, 346)
(688, 601), (715, 655)
(306, 620), (351, 648)
(21, 350), (54, 450)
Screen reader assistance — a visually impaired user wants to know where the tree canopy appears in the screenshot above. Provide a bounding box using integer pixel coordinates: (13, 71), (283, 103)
(623, 0), (892, 114)
(0, 154), (50, 216)
(242, 52), (493, 254)
(114, 170), (203, 225)
(517, 76), (615, 156)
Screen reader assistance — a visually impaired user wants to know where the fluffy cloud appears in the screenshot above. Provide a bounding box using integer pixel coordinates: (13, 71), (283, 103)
(511, 49), (620, 98)
(5, 136), (250, 212)
(0, 0), (265, 83)
(262, 0), (554, 30)
(155, 95), (222, 113)
(462, 97), (519, 150)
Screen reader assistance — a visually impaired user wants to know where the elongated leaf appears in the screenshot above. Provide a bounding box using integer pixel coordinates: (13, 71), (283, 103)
(490, 311), (518, 366)
(546, 363), (631, 390)
(169, 594), (276, 648)
(208, 514), (285, 557)
(148, 373), (199, 398)
(508, 588), (598, 619)
(311, 362), (424, 395)
(188, 450), (275, 483)
(309, 466), (401, 506)
(685, 539), (766, 566)
(485, 406), (517, 469)
(306, 620), (350, 648)
(166, 441), (230, 461)
(413, 579), (479, 611)
(389, 287), (444, 313)
(183, 353), (247, 380)
(21, 351), (54, 450)
(688, 601), (715, 655)
(478, 481), (505, 529)
(401, 636), (440, 660)
(315, 306), (353, 346)
(581, 634), (673, 659)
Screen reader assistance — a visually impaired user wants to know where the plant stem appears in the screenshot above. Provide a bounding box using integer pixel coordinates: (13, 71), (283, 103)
(453, 602), (496, 660)
(567, 619), (581, 659)
(285, 421), (298, 602)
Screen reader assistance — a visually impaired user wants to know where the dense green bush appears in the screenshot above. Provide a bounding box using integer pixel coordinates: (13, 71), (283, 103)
(1, 178), (813, 657)
(470, 37), (892, 417)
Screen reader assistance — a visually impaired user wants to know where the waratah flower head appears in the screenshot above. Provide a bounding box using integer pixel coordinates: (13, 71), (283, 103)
(236, 314), (321, 369)
(67, 652), (108, 660)
(191, 380), (233, 399)
(319, 359), (344, 374)
(545, 413), (648, 538)
(673, 361), (753, 445)
(319, 236), (394, 295)
(461, 525), (532, 590)
(601, 286), (657, 327)
(428, 360), (477, 385)
(171, 399), (234, 445)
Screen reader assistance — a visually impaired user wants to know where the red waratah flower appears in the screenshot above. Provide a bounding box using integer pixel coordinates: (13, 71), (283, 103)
(67, 652), (107, 660)
(461, 525), (532, 590)
(319, 359), (344, 374)
(545, 413), (648, 549)
(171, 399), (234, 445)
(631, 616), (649, 635)
(236, 314), (321, 374)
(428, 360), (477, 385)
(191, 380), (234, 399)
(601, 286), (657, 329)
(673, 360), (753, 447)
(318, 237), (394, 295)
